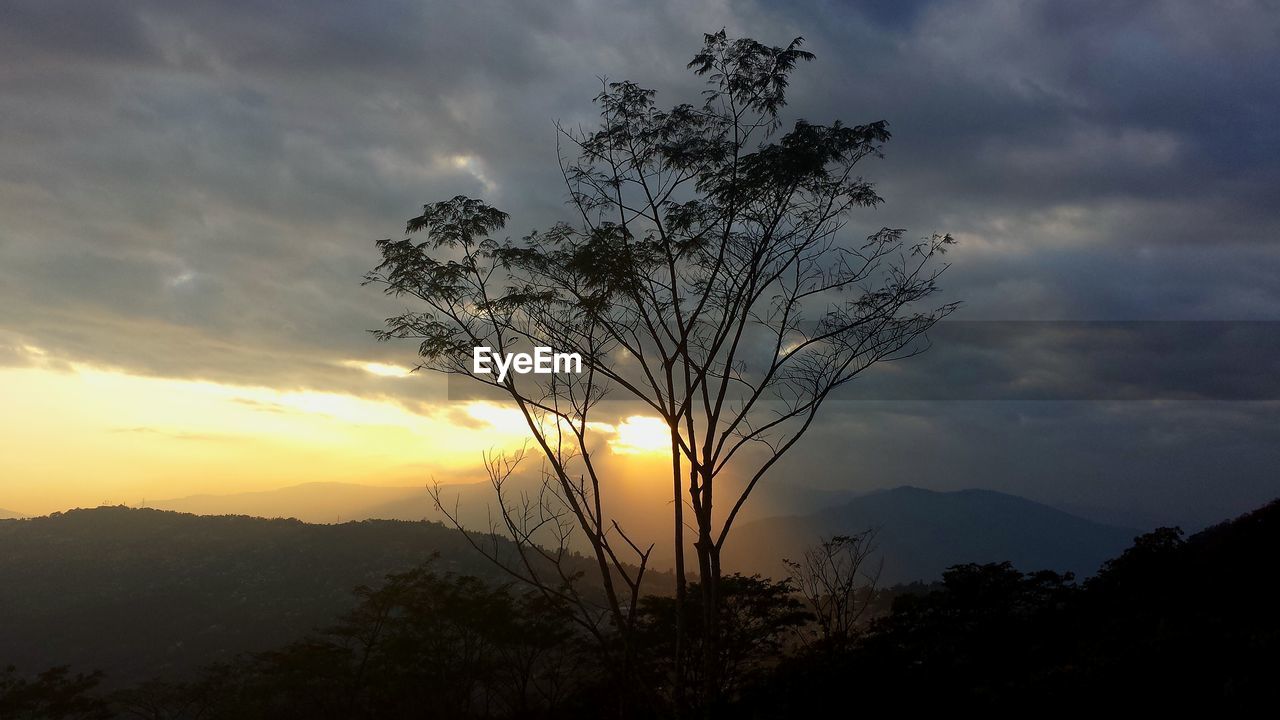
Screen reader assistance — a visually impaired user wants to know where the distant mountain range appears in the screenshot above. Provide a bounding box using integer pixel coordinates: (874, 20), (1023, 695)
(152, 482), (1141, 583)
(151, 482), (442, 523)
(0, 508), (23, 519)
(148, 479), (860, 526)
(724, 486), (1140, 584)
(0, 508), (522, 687)
(2, 498), (1272, 709)
(0, 487), (1183, 688)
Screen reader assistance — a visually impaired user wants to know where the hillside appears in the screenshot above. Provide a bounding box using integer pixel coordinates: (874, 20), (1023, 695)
(757, 498), (1280, 713)
(725, 486), (1139, 583)
(0, 508), (23, 520)
(150, 482), (440, 524)
(117, 483), (1141, 584)
(0, 488), (1141, 687)
(150, 479), (857, 526)
(0, 508), (542, 686)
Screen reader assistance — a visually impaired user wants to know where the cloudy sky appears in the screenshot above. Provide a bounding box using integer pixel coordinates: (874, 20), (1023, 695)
(1, 0), (1278, 526)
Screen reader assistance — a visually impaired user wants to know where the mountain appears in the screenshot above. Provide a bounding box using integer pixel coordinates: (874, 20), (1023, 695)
(151, 479), (854, 526)
(0, 488), (1138, 685)
(148, 481), (557, 538)
(724, 486), (1139, 584)
(0, 507), (557, 687)
(151, 482), (442, 523)
(152, 484), (1136, 584)
(0, 508), (23, 519)
(756, 498), (1280, 714)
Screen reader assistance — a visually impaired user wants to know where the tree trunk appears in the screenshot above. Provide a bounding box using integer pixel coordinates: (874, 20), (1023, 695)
(695, 529), (720, 713)
(672, 432), (687, 717)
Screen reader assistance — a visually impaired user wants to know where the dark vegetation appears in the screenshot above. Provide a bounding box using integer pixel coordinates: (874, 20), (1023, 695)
(0, 489), (1132, 690)
(2, 499), (1277, 717)
(0, 507), (612, 688)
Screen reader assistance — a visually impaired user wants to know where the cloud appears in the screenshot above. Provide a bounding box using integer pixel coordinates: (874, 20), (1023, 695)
(108, 426), (239, 442)
(2, 0), (1278, 525)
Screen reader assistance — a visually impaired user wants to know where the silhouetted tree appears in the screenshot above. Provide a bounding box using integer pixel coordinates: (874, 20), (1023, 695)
(14, 500), (1280, 716)
(633, 574), (810, 710)
(366, 29), (956, 710)
(783, 531), (881, 645)
(751, 562), (1079, 715)
(151, 563), (587, 720)
(110, 679), (204, 720)
(1076, 514), (1280, 707)
(0, 665), (110, 720)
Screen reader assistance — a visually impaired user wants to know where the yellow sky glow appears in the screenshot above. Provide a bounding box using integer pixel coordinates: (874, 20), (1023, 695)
(609, 416), (673, 455)
(0, 352), (670, 515)
(340, 360), (415, 378)
(0, 361), (515, 514)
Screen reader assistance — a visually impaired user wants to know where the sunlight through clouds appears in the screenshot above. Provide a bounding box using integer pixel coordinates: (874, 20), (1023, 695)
(608, 416), (671, 455)
(0, 356), (536, 514)
(340, 360), (414, 378)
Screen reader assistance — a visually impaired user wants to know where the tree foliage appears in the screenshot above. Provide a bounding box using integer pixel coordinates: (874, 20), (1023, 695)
(7, 500), (1280, 716)
(0, 665), (109, 720)
(136, 563), (589, 720)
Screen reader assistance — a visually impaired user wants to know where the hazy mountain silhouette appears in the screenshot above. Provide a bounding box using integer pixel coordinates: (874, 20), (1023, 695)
(0, 507), (565, 687)
(0, 487), (1132, 687)
(6, 500), (1272, 715)
(0, 507), (23, 519)
(151, 479), (856, 525)
(726, 486), (1139, 583)
(151, 482), (444, 523)
(150, 483), (1134, 584)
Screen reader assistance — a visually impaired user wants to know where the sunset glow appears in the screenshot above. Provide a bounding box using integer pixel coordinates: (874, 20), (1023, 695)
(0, 342), (685, 515)
(341, 360), (415, 378)
(608, 415), (673, 455)
(0, 353), (541, 515)
(1, 6), (1277, 708)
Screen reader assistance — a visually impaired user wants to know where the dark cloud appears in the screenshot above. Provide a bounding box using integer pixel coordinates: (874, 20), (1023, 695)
(770, 397), (1280, 530)
(841, 321), (1280, 401)
(2, 0), (1278, 525)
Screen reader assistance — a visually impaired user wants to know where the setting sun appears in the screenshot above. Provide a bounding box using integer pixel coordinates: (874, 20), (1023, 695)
(608, 415), (672, 455)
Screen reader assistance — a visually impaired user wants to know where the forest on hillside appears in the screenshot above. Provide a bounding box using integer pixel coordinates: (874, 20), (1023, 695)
(3, 499), (1278, 718)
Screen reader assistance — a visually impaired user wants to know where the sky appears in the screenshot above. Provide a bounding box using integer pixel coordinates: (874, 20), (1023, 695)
(1, 0), (1278, 526)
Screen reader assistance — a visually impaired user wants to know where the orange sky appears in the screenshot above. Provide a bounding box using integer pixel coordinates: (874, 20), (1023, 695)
(0, 344), (671, 515)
